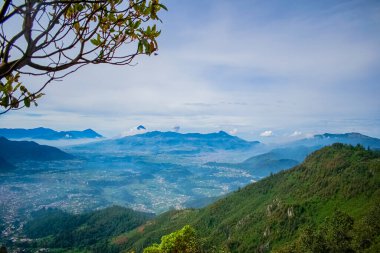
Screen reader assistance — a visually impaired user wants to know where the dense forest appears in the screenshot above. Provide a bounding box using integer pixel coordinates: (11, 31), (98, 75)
(122, 144), (380, 252)
(21, 206), (153, 252)
(8, 144), (380, 252)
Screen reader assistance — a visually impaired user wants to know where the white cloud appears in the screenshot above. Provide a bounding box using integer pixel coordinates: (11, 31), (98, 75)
(119, 125), (147, 137)
(229, 128), (238, 135)
(290, 131), (303, 137)
(260, 130), (273, 137)
(305, 133), (315, 139)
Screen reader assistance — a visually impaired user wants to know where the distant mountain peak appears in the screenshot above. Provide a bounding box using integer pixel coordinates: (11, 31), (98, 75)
(290, 132), (380, 150)
(0, 127), (103, 140)
(217, 130), (230, 136)
(314, 132), (370, 139)
(83, 128), (97, 133)
(137, 130), (238, 139)
(91, 130), (260, 154)
(137, 125), (146, 130)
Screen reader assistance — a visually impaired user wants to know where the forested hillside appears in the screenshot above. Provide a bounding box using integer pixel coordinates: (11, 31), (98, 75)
(14, 144), (380, 252)
(120, 144), (380, 252)
(21, 206), (153, 252)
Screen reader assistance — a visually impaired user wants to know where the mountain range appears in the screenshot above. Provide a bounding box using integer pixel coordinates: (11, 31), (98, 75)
(206, 132), (380, 178)
(0, 127), (103, 140)
(71, 130), (261, 155)
(0, 137), (73, 171)
(17, 144), (380, 252)
(292, 132), (380, 148)
(1, 130), (380, 251)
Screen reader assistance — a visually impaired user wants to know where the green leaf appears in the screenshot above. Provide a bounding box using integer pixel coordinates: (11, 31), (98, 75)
(73, 22), (80, 32)
(24, 97), (31, 107)
(1, 95), (9, 107)
(11, 97), (19, 108)
(35, 93), (44, 99)
(158, 4), (168, 11)
(91, 38), (99, 46)
(6, 83), (13, 92)
(134, 20), (141, 29)
(13, 82), (21, 92)
(20, 86), (27, 93)
(137, 41), (143, 53)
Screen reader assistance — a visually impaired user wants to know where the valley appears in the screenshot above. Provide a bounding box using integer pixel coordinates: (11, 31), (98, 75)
(0, 131), (262, 241)
(1, 130), (380, 250)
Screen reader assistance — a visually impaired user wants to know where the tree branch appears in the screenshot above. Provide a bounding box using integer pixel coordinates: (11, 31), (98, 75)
(0, 0), (12, 23)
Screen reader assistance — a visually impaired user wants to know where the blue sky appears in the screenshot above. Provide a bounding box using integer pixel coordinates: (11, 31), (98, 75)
(1, 0), (380, 141)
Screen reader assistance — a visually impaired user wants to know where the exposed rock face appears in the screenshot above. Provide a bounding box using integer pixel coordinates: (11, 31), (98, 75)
(287, 207), (294, 218)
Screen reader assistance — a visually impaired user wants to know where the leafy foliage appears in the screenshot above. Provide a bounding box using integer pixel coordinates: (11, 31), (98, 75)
(276, 206), (380, 253)
(0, 0), (166, 113)
(143, 225), (198, 253)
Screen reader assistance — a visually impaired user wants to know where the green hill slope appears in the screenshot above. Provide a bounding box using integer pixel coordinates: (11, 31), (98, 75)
(21, 206), (153, 252)
(120, 144), (380, 252)
(14, 144), (380, 253)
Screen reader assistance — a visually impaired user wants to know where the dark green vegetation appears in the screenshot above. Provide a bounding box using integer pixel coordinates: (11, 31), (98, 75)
(143, 225), (198, 253)
(276, 208), (380, 253)
(118, 144), (380, 252)
(0, 127), (103, 140)
(21, 206), (153, 252)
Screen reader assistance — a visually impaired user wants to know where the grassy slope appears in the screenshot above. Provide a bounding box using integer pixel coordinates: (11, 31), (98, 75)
(119, 144), (380, 252)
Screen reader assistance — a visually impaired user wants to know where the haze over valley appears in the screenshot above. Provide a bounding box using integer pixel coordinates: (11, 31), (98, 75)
(1, 128), (380, 245)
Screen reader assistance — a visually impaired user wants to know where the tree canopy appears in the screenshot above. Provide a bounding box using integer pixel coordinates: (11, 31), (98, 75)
(143, 225), (199, 253)
(0, 0), (166, 114)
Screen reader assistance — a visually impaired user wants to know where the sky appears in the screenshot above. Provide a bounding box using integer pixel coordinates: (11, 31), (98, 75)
(1, 0), (380, 142)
